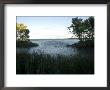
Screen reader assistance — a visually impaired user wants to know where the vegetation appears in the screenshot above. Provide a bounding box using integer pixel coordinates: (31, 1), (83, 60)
(16, 51), (94, 74)
(67, 40), (94, 48)
(68, 16), (94, 47)
(16, 41), (38, 48)
(16, 23), (30, 41)
(16, 17), (94, 74)
(16, 23), (38, 47)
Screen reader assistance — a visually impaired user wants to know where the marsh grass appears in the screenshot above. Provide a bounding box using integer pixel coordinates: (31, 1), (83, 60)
(16, 41), (38, 48)
(67, 40), (94, 48)
(16, 51), (94, 74)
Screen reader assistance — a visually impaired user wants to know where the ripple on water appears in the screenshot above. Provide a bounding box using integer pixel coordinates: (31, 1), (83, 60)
(16, 39), (93, 58)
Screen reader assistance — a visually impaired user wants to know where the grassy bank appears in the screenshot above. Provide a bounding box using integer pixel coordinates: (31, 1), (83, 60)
(67, 40), (94, 48)
(16, 41), (38, 48)
(16, 51), (94, 74)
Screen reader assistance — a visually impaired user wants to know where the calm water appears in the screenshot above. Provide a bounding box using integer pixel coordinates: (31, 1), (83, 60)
(16, 39), (94, 58)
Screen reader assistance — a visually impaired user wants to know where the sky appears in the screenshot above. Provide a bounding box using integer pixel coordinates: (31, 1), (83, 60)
(16, 16), (90, 39)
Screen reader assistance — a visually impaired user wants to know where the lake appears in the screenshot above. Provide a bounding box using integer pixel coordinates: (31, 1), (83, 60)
(16, 39), (94, 59)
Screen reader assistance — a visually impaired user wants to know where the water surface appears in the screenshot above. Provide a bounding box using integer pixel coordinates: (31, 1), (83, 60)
(17, 39), (94, 58)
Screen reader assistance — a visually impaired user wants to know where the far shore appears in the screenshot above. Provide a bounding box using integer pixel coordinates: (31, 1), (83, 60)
(30, 38), (79, 40)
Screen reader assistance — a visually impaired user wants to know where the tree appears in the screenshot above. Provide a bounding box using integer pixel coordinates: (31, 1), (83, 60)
(16, 23), (30, 41)
(84, 16), (94, 40)
(68, 17), (94, 42)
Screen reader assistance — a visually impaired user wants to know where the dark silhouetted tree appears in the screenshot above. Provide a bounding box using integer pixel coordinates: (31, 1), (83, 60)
(68, 16), (94, 42)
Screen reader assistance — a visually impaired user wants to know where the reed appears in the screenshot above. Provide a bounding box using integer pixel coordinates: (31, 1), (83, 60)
(16, 51), (94, 74)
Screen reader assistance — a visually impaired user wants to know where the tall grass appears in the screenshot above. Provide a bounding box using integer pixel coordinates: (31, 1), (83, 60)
(16, 41), (38, 48)
(16, 51), (94, 74)
(67, 40), (94, 48)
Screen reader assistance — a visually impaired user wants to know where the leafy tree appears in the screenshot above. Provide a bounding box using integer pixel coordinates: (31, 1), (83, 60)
(68, 17), (94, 42)
(84, 16), (94, 40)
(68, 17), (85, 41)
(16, 23), (30, 41)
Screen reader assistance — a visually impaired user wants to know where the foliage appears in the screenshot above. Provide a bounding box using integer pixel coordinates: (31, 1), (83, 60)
(16, 41), (38, 48)
(67, 40), (94, 48)
(16, 23), (30, 41)
(68, 16), (94, 42)
(16, 51), (94, 74)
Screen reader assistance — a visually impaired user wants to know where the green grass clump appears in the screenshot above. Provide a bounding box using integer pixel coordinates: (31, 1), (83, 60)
(16, 51), (94, 74)
(67, 40), (94, 48)
(16, 41), (38, 48)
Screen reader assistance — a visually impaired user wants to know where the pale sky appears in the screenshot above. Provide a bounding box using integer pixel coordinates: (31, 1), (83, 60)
(17, 16), (89, 39)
